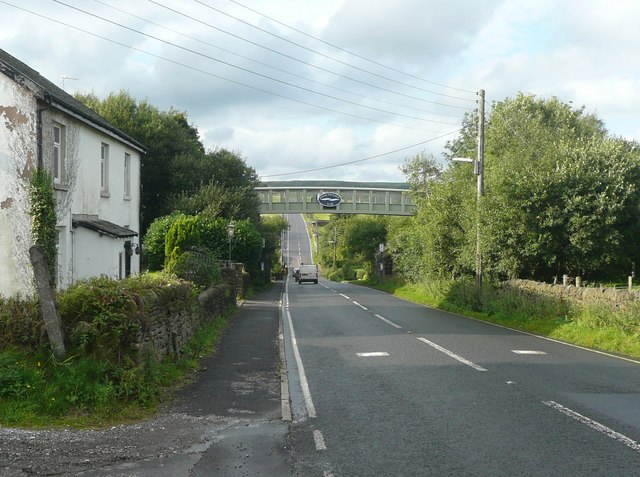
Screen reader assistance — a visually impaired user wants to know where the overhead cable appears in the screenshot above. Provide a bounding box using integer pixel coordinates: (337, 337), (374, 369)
(191, 0), (476, 101)
(92, 0), (465, 119)
(260, 129), (461, 178)
(147, 0), (472, 111)
(1, 1), (448, 132)
(50, 0), (462, 126)
(227, 0), (476, 96)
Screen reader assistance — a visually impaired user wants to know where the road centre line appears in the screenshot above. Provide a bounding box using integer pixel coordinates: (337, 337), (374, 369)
(512, 350), (547, 355)
(357, 352), (390, 357)
(284, 285), (317, 418)
(542, 400), (640, 452)
(417, 337), (487, 371)
(374, 313), (402, 329)
(339, 293), (350, 299)
(353, 301), (368, 310)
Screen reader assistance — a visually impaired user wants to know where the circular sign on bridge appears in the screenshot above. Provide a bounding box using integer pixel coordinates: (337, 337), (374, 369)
(317, 192), (342, 207)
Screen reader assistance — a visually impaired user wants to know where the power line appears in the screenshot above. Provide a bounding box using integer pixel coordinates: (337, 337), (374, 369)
(148, 0), (472, 111)
(260, 129), (461, 178)
(50, 0), (461, 126)
(192, 0), (476, 101)
(91, 0), (465, 120)
(227, 0), (476, 96)
(0, 1), (448, 132)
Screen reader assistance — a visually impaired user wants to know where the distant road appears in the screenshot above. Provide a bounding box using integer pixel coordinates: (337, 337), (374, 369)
(282, 214), (640, 476)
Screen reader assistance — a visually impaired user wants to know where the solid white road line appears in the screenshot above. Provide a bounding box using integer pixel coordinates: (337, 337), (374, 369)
(542, 400), (640, 452)
(313, 430), (327, 451)
(374, 313), (402, 329)
(285, 286), (317, 418)
(417, 337), (488, 371)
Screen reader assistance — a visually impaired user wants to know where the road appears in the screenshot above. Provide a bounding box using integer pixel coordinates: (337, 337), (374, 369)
(281, 214), (640, 476)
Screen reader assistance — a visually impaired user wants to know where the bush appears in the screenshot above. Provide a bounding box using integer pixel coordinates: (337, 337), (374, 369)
(167, 248), (222, 290)
(0, 296), (42, 349)
(143, 214), (183, 271)
(164, 215), (202, 268)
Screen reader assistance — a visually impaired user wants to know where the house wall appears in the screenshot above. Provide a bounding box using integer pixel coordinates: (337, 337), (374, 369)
(1, 61), (142, 297)
(0, 74), (37, 297)
(44, 111), (142, 287)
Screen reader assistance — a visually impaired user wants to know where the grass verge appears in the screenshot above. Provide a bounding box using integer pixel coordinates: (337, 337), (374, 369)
(360, 277), (640, 361)
(0, 311), (233, 429)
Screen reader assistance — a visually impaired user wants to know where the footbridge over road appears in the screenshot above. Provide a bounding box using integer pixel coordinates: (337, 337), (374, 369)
(256, 180), (416, 216)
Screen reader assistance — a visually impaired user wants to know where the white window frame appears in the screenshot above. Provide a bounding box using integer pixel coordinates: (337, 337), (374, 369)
(101, 142), (110, 197)
(53, 122), (66, 185)
(124, 152), (131, 200)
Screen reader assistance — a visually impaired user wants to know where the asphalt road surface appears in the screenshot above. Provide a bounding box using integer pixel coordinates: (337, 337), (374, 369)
(282, 214), (640, 476)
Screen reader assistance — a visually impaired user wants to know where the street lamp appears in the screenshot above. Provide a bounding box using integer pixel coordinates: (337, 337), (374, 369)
(452, 88), (485, 287)
(227, 221), (235, 264)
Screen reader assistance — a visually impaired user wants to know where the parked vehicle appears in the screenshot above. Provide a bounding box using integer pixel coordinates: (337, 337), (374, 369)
(298, 264), (319, 284)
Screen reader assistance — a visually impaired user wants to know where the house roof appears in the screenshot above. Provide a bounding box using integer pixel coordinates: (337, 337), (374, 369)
(72, 215), (138, 238)
(0, 48), (145, 153)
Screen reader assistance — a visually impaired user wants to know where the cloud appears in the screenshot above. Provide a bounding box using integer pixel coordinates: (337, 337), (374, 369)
(1, 0), (638, 185)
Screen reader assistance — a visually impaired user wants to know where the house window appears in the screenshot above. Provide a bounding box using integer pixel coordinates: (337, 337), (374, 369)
(124, 153), (131, 199)
(53, 123), (66, 184)
(101, 143), (110, 197)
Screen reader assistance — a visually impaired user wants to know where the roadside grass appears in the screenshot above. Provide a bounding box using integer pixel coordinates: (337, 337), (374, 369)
(361, 277), (640, 360)
(0, 311), (233, 429)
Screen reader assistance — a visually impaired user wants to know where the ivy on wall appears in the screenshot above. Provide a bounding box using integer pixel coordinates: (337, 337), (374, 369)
(29, 168), (57, 284)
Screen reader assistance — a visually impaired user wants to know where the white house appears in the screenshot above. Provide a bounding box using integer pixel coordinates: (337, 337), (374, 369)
(0, 48), (145, 297)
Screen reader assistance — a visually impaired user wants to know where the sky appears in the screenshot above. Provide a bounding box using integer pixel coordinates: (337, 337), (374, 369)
(1, 0), (638, 183)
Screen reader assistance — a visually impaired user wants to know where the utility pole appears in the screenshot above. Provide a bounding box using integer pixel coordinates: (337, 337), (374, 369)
(475, 89), (485, 288)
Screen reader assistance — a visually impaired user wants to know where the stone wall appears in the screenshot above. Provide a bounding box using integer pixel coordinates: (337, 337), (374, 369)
(136, 282), (235, 362)
(505, 279), (640, 308)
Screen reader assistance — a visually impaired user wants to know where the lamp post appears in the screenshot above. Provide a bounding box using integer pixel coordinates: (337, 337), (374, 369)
(227, 221), (235, 265)
(453, 88), (485, 287)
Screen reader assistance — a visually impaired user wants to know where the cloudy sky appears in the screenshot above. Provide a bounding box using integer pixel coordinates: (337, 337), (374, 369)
(1, 0), (638, 182)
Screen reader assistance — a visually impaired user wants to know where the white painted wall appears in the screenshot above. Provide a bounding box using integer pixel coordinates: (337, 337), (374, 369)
(52, 118), (142, 287)
(1, 66), (142, 297)
(0, 74), (37, 297)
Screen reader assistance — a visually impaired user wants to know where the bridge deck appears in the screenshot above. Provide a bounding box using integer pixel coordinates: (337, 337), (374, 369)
(256, 181), (416, 215)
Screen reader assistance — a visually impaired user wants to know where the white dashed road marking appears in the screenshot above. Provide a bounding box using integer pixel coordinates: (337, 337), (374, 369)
(357, 352), (390, 357)
(374, 313), (402, 329)
(512, 350), (547, 355)
(313, 430), (327, 450)
(417, 337), (487, 371)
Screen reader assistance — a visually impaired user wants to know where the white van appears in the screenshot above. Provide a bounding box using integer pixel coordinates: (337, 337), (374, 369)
(298, 264), (319, 284)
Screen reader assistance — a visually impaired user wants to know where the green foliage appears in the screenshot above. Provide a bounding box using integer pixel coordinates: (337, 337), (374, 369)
(168, 249), (221, 290)
(230, 220), (264, 282)
(164, 215), (202, 267)
(0, 295), (42, 349)
(317, 216), (387, 281)
(0, 273), (235, 426)
(58, 276), (145, 361)
(75, 90), (205, 232)
(393, 92), (640, 283)
(143, 213), (183, 271)
(28, 168), (57, 283)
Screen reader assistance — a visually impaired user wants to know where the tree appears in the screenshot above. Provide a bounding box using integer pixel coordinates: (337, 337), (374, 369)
(400, 151), (443, 206)
(396, 92), (640, 282)
(75, 90), (205, 232)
